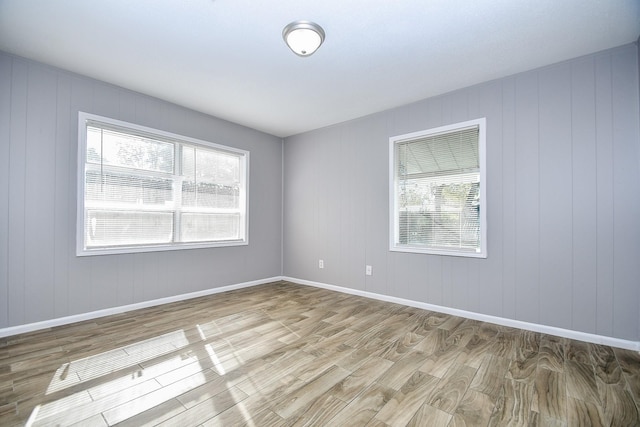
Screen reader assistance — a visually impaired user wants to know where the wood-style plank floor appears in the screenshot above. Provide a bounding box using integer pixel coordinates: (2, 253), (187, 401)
(1, 281), (639, 426)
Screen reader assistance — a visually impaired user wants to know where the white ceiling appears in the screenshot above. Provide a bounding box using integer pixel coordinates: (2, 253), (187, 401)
(1, 1), (638, 137)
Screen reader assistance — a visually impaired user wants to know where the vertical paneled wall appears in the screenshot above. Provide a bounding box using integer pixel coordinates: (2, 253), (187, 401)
(0, 52), (283, 329)
(283, 43), (640, 341)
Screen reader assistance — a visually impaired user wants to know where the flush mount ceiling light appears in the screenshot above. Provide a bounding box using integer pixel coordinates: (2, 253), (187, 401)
(282, 20), (325, 57)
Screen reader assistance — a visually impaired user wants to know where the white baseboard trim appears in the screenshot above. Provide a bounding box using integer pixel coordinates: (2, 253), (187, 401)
(4, 275), (638, 351)
(283, 276), (640, 351)
(0, 276), (283, 339)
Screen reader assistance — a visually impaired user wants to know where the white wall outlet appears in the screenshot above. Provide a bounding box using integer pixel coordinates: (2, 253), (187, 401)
(365, 265), (372, 276)
(319, 259), (324, 269)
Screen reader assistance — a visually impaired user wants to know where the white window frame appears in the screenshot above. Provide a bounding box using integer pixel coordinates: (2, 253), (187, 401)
(77, 112), (249, 256)
(389, 118), (487, 258)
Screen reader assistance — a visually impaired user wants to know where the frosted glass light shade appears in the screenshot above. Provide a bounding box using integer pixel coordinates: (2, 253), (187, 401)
(283, 21), (325, 57)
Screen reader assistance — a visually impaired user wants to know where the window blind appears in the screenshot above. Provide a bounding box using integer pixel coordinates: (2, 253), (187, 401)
(78, 113), (247, 255)
(392, 120), (484, 255)
(396, 126), (479, 177)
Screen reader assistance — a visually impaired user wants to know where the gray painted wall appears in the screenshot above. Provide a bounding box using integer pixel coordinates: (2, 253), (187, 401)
(283, 43), (640, 341)
(2, 43), (639, 342)
(0, 52), (283, 329)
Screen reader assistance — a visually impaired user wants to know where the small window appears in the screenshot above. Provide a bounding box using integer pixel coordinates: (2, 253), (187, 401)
(389, 118), (486, 258)
(77, 112), (248, 256)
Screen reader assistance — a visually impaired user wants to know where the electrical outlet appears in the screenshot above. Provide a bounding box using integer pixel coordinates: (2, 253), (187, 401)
(319, 259), (324, 269)
(365, 265), (372, 276)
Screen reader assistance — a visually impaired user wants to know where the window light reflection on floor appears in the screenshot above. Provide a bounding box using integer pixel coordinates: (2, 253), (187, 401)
(26, 320), (266, 426)
(45, 329), (190, 394)
(30, 329), (199, 425)
(197, 324), (227, 376)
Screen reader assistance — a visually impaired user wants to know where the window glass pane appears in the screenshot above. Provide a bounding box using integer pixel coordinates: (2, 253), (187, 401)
(86, 126), (174, 174)
(398, 176), (479, 250)
(396, 127), (479, 176)
(87, 127), (103, 163)
(181, 182), (240, 209)
(86, 210), (173, 248)
(197, 148), (240, 184)
(182, 146), (240, 209)
(180, 213), (240, 242)
(181, 146), (196, 206)
(85, 170), (173, 206)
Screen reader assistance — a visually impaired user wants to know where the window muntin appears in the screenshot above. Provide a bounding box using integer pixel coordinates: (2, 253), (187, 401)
(390, 118), (486, 258)
(77, 112), (248, 256)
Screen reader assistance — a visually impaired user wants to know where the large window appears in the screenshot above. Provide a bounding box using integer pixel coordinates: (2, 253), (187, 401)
(390, 118), (486, 258)
(77, 112), (248, 256)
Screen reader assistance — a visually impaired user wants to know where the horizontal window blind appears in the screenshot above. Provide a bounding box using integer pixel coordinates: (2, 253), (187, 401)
(390, 119), (486, 257)
(396, 125), (479, 177)
(78, 112), (248, 255)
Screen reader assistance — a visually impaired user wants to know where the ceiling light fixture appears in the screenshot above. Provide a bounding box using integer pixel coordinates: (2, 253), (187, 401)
(282, 21), (325, 57)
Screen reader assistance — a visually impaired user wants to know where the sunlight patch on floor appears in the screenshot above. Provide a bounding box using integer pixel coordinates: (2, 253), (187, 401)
(46, 329), (190, 395)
